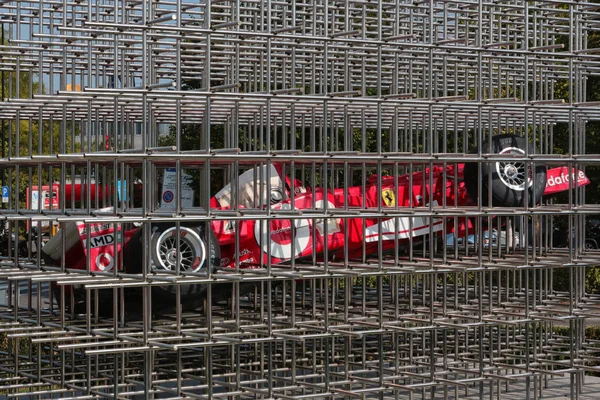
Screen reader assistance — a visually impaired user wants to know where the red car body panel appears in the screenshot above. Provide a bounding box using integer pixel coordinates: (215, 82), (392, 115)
(44, 164), (590, 274)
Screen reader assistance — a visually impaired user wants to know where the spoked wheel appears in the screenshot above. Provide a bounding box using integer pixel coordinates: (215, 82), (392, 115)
(464, 135), (547, 207)
(124, 223), (220, 305)
(151, 227), (206, 273)
(496, 147), (531, 192)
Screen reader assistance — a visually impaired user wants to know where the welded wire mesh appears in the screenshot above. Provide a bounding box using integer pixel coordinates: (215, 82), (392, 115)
(0, 0), (599, 398)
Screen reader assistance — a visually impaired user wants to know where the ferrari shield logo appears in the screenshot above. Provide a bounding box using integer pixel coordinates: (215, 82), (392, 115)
(382, 189), (395, 207)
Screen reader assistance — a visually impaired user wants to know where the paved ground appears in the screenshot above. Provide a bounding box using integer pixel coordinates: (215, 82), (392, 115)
(414, 375), (600, 400)
(125, 375), (600, 399)
(4, 283), (600, 399)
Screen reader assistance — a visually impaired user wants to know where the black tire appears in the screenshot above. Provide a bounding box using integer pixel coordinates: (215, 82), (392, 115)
(123, 223), (220, 304)
(464, 135), (547, 207)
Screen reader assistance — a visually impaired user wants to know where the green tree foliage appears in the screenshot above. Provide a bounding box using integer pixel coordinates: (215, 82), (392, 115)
(0, 30), (80, 210)
(549, 22), (600, 294)
(158, 79), (227, 196)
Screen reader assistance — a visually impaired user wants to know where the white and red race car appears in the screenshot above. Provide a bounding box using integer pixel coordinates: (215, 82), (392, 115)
(42, 135), (590, 313)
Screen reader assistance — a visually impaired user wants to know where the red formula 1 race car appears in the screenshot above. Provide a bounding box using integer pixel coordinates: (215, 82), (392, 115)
(42, 135), (590, 314)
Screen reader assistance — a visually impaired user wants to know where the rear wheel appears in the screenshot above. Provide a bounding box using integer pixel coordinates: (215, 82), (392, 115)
(464, 135), (547, 207)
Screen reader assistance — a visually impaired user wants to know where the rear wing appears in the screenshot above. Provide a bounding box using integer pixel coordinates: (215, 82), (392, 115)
(543, 167), (590, 196)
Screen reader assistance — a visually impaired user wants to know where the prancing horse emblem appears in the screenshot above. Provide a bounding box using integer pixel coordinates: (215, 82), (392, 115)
(382, 189), (395, 207)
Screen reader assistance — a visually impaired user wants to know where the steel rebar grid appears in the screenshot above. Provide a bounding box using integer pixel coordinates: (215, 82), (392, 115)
(0, 0), (598, 398)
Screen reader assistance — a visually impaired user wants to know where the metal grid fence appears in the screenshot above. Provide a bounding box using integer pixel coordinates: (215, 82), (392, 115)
(0, 0), (599, 398)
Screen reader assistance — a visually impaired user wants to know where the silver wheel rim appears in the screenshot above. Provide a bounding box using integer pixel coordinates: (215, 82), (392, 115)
(495, 147), (532, 191)
(153, 227), (206, 272)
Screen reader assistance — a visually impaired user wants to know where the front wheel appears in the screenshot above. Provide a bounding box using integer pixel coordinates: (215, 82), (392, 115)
(124, 223), (220, 305)
(151, 226), (207, 274)
(464, 135), (547, 207)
